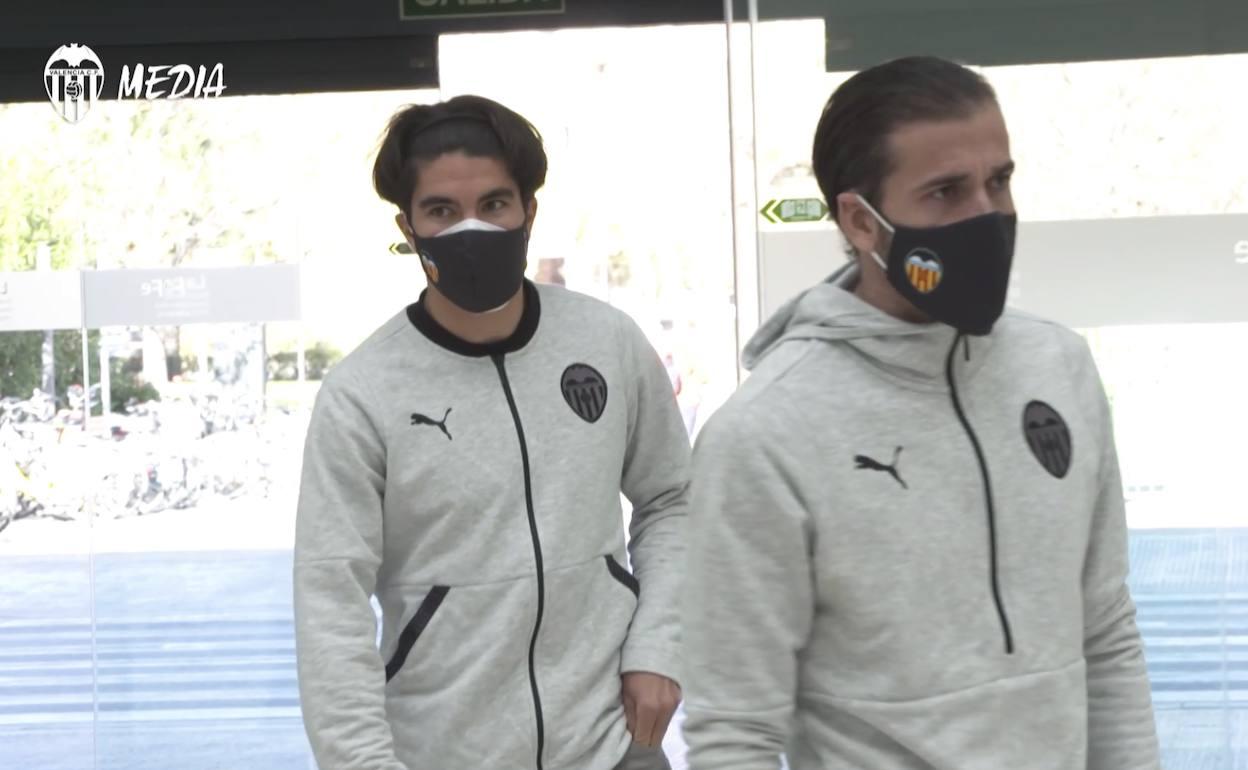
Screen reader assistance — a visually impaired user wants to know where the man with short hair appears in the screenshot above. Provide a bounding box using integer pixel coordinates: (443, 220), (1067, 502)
(682, 57), (1161, 769)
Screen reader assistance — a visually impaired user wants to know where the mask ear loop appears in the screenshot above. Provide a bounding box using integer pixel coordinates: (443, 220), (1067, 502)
(404, 214), (439, 279)
(404, 214), (425, 256)
(854, 194), (895, 272)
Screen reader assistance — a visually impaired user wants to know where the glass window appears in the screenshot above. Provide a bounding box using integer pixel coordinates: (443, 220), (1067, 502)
(734, 6), (1248, 766)
(1, 21), (738, 769)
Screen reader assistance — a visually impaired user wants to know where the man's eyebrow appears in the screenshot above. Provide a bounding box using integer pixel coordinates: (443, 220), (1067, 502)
(916, 171), (969, 192)
(992, 161), (1016, 177)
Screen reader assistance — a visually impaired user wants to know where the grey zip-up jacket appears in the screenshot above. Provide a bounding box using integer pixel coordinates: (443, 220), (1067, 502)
(295, 281), (689, 770)
(683, 266), (1160, 769)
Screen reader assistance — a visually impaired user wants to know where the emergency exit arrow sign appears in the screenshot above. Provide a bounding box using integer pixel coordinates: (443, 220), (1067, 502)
(760, 198), (829, 224)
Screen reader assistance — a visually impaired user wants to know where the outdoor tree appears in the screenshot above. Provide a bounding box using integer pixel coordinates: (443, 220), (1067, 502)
(0, 99), (285, 400)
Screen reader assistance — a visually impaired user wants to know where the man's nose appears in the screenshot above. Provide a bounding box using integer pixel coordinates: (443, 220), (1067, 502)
(965, 189), (997, 218)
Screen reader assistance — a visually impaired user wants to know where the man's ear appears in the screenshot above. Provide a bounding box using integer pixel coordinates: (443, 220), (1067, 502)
(835, 192), (882, 261)
(525, 197), (538, 238)
(395, 212), (415, 248)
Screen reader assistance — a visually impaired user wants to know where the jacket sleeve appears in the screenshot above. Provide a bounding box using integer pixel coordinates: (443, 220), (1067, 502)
(1077, 341), (1162, 769)
(681, 404), (813, 770)
(293, 369), (407, 770)
(616, 313), (691, 684)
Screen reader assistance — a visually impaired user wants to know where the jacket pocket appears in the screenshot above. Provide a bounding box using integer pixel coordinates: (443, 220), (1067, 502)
(605, 554), (640, 599)
(384, 585), (450, 682)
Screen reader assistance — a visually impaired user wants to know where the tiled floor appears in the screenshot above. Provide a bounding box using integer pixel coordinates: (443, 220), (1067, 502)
(2, 530), (1247, 769)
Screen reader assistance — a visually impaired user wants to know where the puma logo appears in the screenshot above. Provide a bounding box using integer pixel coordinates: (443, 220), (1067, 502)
(411, 408), (452, 441)
(854, 446), (907, 489)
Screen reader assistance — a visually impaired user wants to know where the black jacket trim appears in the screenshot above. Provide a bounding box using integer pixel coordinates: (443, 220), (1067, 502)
(945, 334), (1015, 655)
(384, 585), (450, 682)
(492, 353), (548, 769)
(605, 555), (640, 598)
(406, 281), (540, 358)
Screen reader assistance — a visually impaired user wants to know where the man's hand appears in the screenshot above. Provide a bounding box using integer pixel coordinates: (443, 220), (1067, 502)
(622, 671), (682, 748)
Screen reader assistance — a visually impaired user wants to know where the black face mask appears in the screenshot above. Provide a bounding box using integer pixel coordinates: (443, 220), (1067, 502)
(858, 194), (1017, 336)
(410, 218), (529, 314)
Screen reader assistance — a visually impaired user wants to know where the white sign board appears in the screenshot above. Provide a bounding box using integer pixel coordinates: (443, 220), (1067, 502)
(82, 264), (301, 328)
(1011, 214), (1248, 328)
(0, 271), (84, 331)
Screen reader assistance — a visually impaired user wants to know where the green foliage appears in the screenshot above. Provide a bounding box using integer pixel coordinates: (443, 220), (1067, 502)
(0, 101), (286, 408)
(0, 100), (282, 274)
(0, 110), (82, 272)
(0, 330), (100, 401)
(267, 342), (342, 382)
(0, 331), (160, 412)
(109, 352), (162, 411)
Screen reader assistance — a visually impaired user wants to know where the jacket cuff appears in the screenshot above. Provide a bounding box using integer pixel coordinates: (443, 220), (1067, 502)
(621, 642), (682, 687)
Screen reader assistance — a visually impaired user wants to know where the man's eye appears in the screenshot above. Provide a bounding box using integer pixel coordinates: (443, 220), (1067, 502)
(483, 199), (507, 212)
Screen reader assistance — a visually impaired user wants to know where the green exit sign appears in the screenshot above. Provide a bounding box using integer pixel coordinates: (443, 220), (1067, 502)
(401, 0), (565, 20)
(760, 198), (829, 224)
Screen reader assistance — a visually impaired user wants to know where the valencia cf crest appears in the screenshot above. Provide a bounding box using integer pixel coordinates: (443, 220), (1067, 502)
(904, 249), (943, 294)
(419, 253), (441, 284)
(1023, 401), (1072, 479)
(45, 44), (105, 124)
(561, 364), (607, 424)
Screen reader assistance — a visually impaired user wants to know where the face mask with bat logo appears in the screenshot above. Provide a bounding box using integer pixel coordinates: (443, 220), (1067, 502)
(409, 217), (529, 315)
(856, 194), (1017, 336)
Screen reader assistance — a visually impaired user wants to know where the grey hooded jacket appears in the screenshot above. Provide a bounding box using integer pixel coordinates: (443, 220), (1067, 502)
(682, 266), (1160, 769)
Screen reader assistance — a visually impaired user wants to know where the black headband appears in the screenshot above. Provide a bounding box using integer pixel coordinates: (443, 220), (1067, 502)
(411, 111), (494, 139)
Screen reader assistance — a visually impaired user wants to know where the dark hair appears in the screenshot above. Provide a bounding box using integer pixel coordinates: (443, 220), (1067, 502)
(373, 95), (547, 219)
(812, 56), (998, 228)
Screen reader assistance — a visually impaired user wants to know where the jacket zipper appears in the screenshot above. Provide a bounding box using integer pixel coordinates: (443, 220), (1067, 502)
(945, 334), (1015, 655)
(492, 353), (547, 768)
